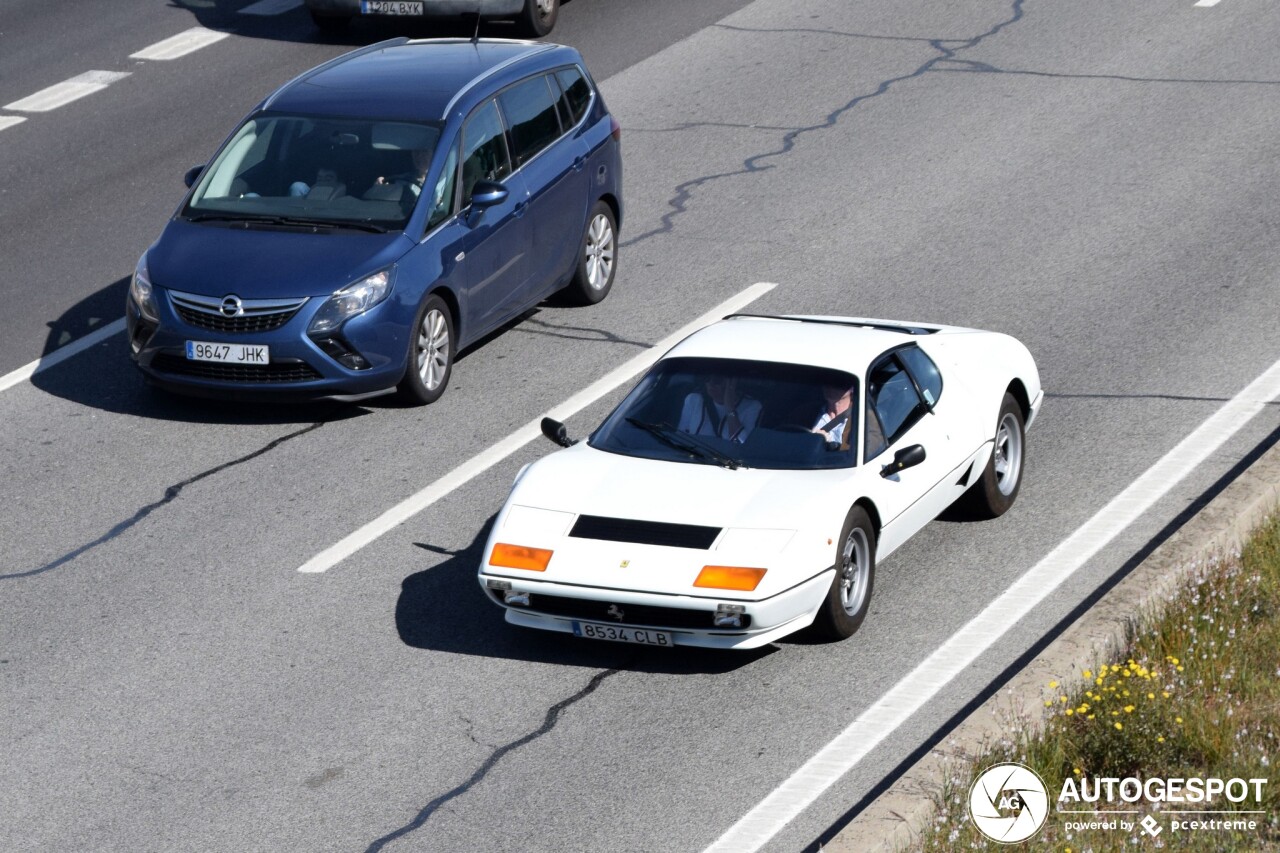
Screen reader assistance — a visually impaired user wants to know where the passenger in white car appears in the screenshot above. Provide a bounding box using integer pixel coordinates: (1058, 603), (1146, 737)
(677, 375), (762, 443)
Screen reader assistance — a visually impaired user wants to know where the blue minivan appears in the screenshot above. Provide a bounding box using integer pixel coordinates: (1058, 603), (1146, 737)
(128, 38), (622, 404)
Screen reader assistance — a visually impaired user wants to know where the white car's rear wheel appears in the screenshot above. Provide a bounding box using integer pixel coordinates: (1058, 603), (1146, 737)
(813, 506), (876, 640)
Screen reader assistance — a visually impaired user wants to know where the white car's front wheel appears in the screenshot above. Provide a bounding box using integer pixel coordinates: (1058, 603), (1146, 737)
(961, 391), (1025, 518)
(813, 506), (876, 640)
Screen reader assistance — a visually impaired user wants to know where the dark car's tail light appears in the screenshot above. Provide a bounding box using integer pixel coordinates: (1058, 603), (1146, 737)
(610, 115), (621, 142)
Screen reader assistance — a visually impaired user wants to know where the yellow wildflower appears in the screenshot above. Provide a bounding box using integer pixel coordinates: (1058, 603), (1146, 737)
(1115, 722), (1123, 731)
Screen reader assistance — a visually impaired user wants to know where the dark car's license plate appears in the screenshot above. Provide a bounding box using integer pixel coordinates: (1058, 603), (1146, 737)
(361, 1), (423, 15)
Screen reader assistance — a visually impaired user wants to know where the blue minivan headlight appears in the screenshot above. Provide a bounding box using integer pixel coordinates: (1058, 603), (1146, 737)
(129, 253), (160, 322)
(308, 269), (394, 334)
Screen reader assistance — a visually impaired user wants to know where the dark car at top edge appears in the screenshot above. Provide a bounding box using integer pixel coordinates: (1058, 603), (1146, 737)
(304, 0), (563, 39)
(127, 37), (622, 404)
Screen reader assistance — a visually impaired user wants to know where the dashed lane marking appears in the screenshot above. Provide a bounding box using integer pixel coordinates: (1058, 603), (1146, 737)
(295, 282), (778, 574)
(5, 71), (132, 113)
(239, 0), (304, 14)
(705, 355), (1280, 852)
(0, 116), (27, 132)
(130, 27), (231, 61)
(1194, 0), (1223, 6)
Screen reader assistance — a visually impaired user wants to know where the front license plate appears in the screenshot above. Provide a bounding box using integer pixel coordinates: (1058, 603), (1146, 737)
(572, 621), (673, 647)
(361, 1), (424, 15)
(185, 341), (270, 365)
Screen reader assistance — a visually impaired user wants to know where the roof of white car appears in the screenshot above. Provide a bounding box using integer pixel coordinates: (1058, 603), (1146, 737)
(664, 315), (958, 373)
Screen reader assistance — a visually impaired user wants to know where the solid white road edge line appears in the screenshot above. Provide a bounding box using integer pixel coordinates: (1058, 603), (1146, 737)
(130, 28), (231, 61)
(5, 71), (132, 113)
(705, 356), (1280, 853)
(296, 282), (777, 574)
(0, 318), (128, 395)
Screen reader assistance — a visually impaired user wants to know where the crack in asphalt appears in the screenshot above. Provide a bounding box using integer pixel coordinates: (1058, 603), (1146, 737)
(626, 121), (807, 134)
(1, 422), (327, 580)
(364, 667), (625, 852)
(933, 60), (1280, 86)
(622, 1), (1028, 249)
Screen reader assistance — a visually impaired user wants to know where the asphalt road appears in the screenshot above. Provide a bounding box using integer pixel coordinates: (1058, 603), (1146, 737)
(2, 0), (1279, 851)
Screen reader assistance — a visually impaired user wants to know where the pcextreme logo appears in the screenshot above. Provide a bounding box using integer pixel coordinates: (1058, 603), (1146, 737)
(968, 762), (1050, 843)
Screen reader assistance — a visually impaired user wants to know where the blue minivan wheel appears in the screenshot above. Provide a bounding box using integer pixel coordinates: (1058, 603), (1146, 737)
(398, 294), (455, 405)
(562, 201), (616, 306)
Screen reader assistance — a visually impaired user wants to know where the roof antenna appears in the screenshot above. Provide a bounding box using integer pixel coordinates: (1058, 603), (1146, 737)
(470, 12), (482, 45)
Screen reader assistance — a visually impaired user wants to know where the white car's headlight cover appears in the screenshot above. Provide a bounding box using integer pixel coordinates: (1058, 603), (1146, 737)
(129, 253), (159, 322)
(716, 528), (796, 554)
(308, 268), (394, 334)
(501, 505), (576, 540)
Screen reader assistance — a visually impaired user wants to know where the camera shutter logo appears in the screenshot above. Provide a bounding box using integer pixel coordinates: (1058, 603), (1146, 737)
(968, 762), (1050, 843)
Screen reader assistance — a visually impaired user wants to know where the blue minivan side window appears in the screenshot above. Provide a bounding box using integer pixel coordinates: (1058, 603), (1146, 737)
(426, 143), (458, 231)
(461, 99), (512, 201)
(554, 67), (591, 126)
(498, 76), (562, 168)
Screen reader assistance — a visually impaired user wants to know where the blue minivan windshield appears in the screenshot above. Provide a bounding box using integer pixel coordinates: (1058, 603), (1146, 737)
(185, 114), (443, 230)
(590, 357), (860, 470)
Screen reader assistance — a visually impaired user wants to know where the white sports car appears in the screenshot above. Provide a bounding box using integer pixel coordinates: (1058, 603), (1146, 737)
(478, 315), (1043, 649)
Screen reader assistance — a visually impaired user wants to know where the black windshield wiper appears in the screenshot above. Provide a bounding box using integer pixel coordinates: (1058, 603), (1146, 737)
(625, 418), (742, 470)
(184, 213), (386, 233)
(281, 217), (388, 233)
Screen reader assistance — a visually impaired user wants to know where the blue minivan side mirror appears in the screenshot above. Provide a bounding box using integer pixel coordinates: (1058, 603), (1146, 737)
(469, 180), (509, 209)
(184, 165), (204, 188)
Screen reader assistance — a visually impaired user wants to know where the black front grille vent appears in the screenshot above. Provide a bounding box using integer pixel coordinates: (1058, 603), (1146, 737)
(569, 515), (720, 549)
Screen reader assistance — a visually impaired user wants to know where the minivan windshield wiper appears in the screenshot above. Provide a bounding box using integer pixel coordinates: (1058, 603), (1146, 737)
(624, 418), (743, 470)
(184, 213), (387, 233)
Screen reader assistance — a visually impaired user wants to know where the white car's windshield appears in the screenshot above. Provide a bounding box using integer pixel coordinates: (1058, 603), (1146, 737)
(184, 114), (443, 231)
(590, 357), (859, 470)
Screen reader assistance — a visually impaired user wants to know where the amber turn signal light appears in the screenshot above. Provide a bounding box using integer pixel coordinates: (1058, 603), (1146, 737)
(489, 542), (553, 572)
(693, 565), (767, 591)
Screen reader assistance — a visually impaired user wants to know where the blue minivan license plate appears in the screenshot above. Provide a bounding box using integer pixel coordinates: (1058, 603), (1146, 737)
(186, 341), (270, 365)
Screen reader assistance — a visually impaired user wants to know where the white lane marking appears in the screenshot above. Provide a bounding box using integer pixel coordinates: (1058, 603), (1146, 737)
(239, 0), (303, 14)
(130, 28), (231, 61)
(0, 116), (27, 132)
(5, 71), (131, 113)
(0, 319), (128, 395)
(1194, 0), (1223, 6)
(296, 283), (778, 574)
(706, 356), (1280, 853)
